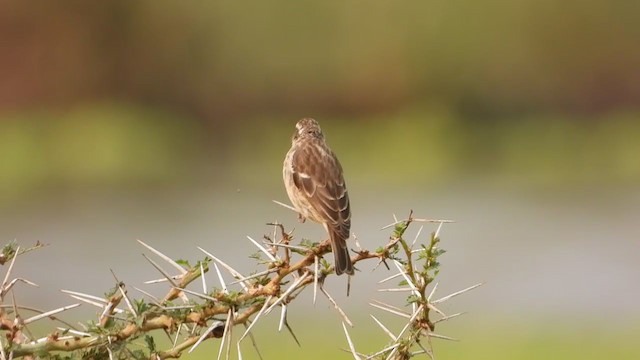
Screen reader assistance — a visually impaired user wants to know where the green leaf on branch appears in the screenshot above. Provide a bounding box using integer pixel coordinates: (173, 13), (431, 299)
(144, 335), (156, 353)
(175, 259), (190, 268)
(300, 238), (317, 248)
(393, 221), (410, 239)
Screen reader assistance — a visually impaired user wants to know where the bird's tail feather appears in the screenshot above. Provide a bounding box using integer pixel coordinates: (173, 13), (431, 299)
(329, 229), (354, 276)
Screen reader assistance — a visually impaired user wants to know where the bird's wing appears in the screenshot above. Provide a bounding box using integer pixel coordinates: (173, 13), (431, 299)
(291, 142), (351, 237)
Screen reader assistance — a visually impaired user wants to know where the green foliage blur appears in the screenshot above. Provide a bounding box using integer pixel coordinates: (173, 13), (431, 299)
(1, 1), (639, 200)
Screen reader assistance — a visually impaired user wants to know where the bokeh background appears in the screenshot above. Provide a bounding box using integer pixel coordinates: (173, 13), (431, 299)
(1, 1), (639, 359)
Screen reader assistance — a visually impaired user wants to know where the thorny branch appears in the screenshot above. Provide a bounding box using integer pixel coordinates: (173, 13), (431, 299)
(0, 210), (479, 359)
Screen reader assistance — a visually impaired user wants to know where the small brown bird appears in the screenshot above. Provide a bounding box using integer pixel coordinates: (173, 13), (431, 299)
(283, 118), (354, 275)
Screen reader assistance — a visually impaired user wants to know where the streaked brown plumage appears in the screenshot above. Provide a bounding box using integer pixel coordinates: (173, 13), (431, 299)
(283, 118), (354, 275)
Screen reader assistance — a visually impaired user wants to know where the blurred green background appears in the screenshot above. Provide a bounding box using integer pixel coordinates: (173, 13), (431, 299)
(1, 1), (638, 359)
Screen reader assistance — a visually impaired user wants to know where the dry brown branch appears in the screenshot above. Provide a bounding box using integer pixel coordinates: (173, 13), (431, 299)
(0, 211), (478, 359)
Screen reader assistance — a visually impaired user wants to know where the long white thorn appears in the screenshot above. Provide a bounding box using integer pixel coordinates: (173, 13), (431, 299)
(116, 285), (137, 317)
(434, 312), (465, 324)
(1, 246), (20, 294)
(377, 288), (416, 292)
(163, 305), (196, 310)
(427, 282), (439, 301)
(56, 328), (91, 337)
(137, 239), (186, 274)
(23, 304), (81, 324)
(143, 276), (182, 285)
(3, 278), (38, 295)
(213, 263), (228, 294)
(198, 248), (249, 291)
(175, 287), (217, 302)
(141, 254), (179, 287)
(264, 242), (308, 251)
(246, 236), (277, 262)
(434, 221), (445, 239)
(413, 342), (434, 360)
(369, 301), (410, 319)
(413, 218), (455, 224)
(239, 296), (272, 342)
(216, 310), (233, 360)
(266, 273), (309, 314)
(200, 262), (207, 294)
(412, 225), (424, 248)
(173, 323), (183, 348)
(65, 295), (123, 313)
(395, 304), (424, 340)
(237, 341), (243, 360)
(278, 305), (287, 332)
(272, 200), (297, 213)
(243, 324), (264, 360)
(393, 261), (420, 297)
(370, 315), (396, 341)
(384, 345), (399, 360)
(427, 332), (459, 341)
(381, 217), (454, 230)
(60, 290), (108, 304)
(132, 287), (162, 306)
(229, 268), (278, 285)
(377, 272), (404, 284)
(380, 217), (401, 230)
(188, 320), (224, 354)
(320, 286), (353, 326)
(432, 283), (483, 304)
(353, 233), (362, 250)
(225, 310), (234, 360)
(426, 302), (446, 317)
(341, 322), (361, 360)
(367, 343), (399, 359)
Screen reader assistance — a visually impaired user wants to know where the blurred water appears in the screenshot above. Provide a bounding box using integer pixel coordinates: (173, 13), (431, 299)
(1, 182), (638, 328)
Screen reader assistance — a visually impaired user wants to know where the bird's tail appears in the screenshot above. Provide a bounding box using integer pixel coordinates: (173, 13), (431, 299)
(329, 228), (354, 276)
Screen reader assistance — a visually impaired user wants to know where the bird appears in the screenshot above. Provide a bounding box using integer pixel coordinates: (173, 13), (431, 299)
(283, 118), (354, 275)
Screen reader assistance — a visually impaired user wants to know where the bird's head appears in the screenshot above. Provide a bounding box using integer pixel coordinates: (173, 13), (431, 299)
(292, 118), (324, 142)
